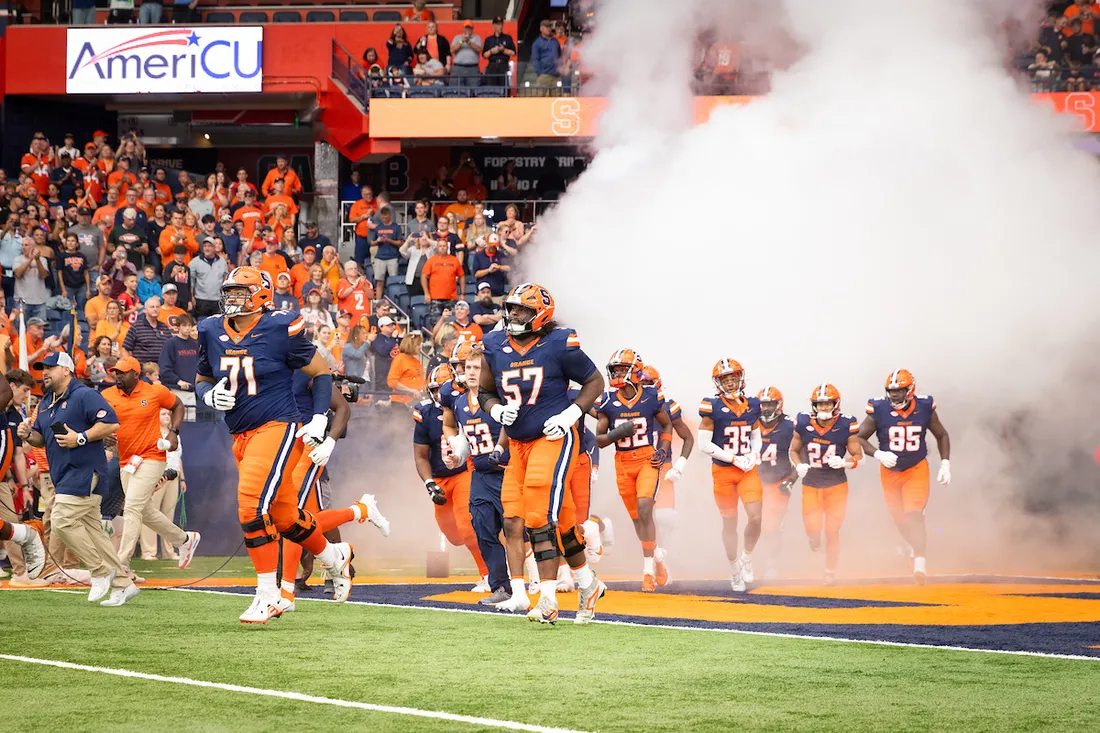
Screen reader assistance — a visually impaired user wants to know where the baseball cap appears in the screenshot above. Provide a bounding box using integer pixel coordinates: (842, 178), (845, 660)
(377, 316), (395, 327)
(173, 244), (188, 254)
(336, 309), (351, 319)
(93, 129), (108, 138)
(219, 212), (232, 222)
(109, 355), (141, 373)
(455, 300), (470, 309)
(476, 281), (492, 292)
(122, 207), (136, 219)
(26, 316), (48, 327)
(77, 207), (93, 216)
(84, 142), (97, 150)
(493, 15), (503, 23)
(305, 220), (317, 227)
(34, 352), (75, 370)
(463, 19), (474, 27)
(277, 272), (292, 283)
(162, 283), (178, 293)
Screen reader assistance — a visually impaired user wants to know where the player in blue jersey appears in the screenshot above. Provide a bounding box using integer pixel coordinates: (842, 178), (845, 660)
(195, 266), (353, 623)
(698, 358), (764, 591)
(442, 343), (514, 606)
(279, 371), (390, 608)
(414, 364), (489, 587)
(755, 386), (798, 579)
(788, 383), (863, 586)
(640, 364), (693, 578)
(858, 369), (951, 584)
(595, 349), (673, 591)
(477, 282), (607, 624)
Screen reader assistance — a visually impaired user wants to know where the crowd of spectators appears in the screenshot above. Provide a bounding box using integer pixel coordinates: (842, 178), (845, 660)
(1023, 2), (1100, 91)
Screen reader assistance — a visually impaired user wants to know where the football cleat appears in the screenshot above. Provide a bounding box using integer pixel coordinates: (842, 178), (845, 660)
(471, 575), (491, 593)
(88, 568), (115, 602)
(824, 570), (837, 586)
(273, 596), (295, 614)
(654, 547), (670, 587)
(730, 563), (746, 592)
(913, 556), (928, 585)
(479, 587), (512, 606)
(320, 542), (354, 603)
(574, 577), (607, 625)
(177, 531), (201, 570)
(526, 594), (559, 624)
(740, 557), (755, 585)
(641, 573), (656, 592)
(18, 523), (45, 579)
(100, 583), (140, 607)
(358, 494), (390, 536)
(495, 593), (532, 613)
(239, 589), (284, 624)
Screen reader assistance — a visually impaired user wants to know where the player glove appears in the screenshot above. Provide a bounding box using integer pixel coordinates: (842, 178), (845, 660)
(203, 376), (236, 411)
(425, 479), (446, 505)
(796, 463), (810, 479)
(826, 454), (848, 470)
(664, 456), (687, 483)
(608, 421), (636, 443)
(490, 402), (518, 426)
(487, 446), (504, 467)
(296, 414), (330, 447)
(309, 436), (337, 467)
(733, 454), (756, 472)
(543, 403), (583, 441)
(650, 447), (668, 468)
(937, 459), (951, 485)
(873, 450), (898, 469)
(779, 478), (796, 496)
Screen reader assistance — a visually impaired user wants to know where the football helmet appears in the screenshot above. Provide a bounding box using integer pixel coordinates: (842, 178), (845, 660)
(427, 364), (454, 406)
(607, 349), (644, 390)
(712, 359), (745, 399)
(221, 267), (273, 317)
(885, 368), (916, 409)
(810, 383), (841, 421)
(758, 386), (783, 423)
(449, 339), (476, 386)
(502, 282), (555, 335)
(640, 364), (662, 390)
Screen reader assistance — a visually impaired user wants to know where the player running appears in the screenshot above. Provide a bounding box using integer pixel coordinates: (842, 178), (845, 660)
(698, 359), (763, 592)
(557, 383), (609, 592)
(755, 387), (797, 578)
(196, 266), (354, 623)
(789, 383), (863, 586)
(442, 344), (513, 605)
(0, 519), (45, 580)
(279, 370), (390, 610)
(478, 282), (607, 624)
(858, 369), (951, 584)
(595, 350), (673, 591)
(414, 364), (489, 589)
(640, 364), (693, 578)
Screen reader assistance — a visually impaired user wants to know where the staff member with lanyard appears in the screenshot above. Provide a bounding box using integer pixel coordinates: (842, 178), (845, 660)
(17, 352), (138, 607)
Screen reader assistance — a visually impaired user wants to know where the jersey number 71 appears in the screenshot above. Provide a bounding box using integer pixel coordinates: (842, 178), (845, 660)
(220, 356), (257, 395)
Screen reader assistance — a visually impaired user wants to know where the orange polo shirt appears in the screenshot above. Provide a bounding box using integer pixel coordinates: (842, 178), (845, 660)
(101, 381), (177, 462)
(260, 252), (289, 282)
(261, 167), (302, 197)
(348, 199), (377, 237)
(290, 262), (312, 300)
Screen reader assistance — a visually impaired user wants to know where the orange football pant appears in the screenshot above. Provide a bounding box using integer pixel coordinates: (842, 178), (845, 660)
(801, 482), (848, 537)
(761, 481), (791, 533)
(435, 471), (488, 577)
(711, 464), (763, 518)
(502, 428), (579, 531)
(280, 447), (359, 588)
(881, 459), (930, 525)
(614, 449), (660, 520)
(569, 451), (592, 524)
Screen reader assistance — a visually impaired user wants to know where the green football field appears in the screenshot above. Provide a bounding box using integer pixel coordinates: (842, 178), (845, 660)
(3, 581), (1099, 733)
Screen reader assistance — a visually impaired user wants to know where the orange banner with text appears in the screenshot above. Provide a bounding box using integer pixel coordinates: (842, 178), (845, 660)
(1033, 92), (1100, 132)
(368, 96), (752, 139)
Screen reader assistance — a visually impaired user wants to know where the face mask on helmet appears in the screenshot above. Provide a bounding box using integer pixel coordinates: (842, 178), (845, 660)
(887, 387), (910, 409)
(717, 372), (743, 397)
(504, 303), (536, 334)
(221, 285), (253, 316)
(607, 363), (633, 389)
(760, 401), (780, 422)
(813, 400), (837, 421)
(450, 360), (466, 386)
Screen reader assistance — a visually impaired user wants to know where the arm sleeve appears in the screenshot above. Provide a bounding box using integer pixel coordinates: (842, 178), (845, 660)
(195, 328), (213, 378)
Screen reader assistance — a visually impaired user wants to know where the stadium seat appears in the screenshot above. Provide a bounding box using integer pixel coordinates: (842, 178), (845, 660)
(305, 10), (335, 22)
(386, 275), (406, 290)
(409, 294), (425, 308)
(406, 86), (440, 98)
(440, 87), (472, 98)
(411, 303), (428, 329)
(205, 11), (235, 23)
(373, 10), (401, 21)
(273, 11), (301, 22)
(475, 86), (508, 97)
(339, 10), (368, 22)
(239, 11), (268, 23)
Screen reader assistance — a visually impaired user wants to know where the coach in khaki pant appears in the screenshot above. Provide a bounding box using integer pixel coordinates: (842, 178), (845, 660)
(102, 356), (200, 575)
(17, 352), (138, 606)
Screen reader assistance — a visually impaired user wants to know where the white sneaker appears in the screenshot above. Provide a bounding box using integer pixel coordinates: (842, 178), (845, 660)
(239, 589), (283, 624)
(471, 575), (491, 593)
(913, 556), (927, 585)
(177, 531), (201, 570)
(7, 575), (47, 587)
(0, 567), (8, 579)
(359, 494), (390, 537)
(320, 542), (354, 603)
(100, 583), (140, 607)
(526, 594), (559, 624)
(495, 593), (532, 613)
(740, 557), (755, 585)
(574, 577), (607, 625)
(524, 553), (540, 594)
(730, 565), (746, 592)
(88, 569), (115, 602)
(17, 527), (45, 579)
(824, 570), (837, 586)
(140, 554), (158, 562)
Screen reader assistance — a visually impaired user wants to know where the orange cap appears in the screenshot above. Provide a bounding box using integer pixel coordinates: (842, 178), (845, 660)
(110, 355), (141, 373)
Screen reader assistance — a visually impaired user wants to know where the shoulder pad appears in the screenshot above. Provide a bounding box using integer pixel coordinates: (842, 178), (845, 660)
(417, 399), (434, 408)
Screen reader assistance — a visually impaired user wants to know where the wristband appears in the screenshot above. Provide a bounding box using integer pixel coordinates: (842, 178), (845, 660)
(671, 456), (687, 473)
(659, 433), (672, 443)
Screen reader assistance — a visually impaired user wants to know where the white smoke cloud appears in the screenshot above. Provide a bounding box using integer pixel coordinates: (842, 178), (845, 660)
(520, 0), (1100, 577)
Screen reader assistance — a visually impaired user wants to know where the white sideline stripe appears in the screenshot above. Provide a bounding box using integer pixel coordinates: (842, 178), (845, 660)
(171, 588), (1100, 662)
(47, 589), (85, 595)
(0, 653), (590, 733)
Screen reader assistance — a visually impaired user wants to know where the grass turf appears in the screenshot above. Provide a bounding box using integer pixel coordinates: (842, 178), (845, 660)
(2, 588), (1098, 732)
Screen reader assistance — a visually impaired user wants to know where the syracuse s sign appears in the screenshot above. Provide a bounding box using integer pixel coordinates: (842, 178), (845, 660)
(66, 27), (263, 94)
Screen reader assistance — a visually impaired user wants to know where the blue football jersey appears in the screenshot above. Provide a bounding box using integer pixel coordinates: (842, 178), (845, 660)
(454, 391), (509, 474)
(567, 386), (598, 462)
(438, 380), (466, 413)
(412, 399), (467, 479)
(197, 310), (315, 435)
(595, 385), (667, 455)
(482, 327), (598, 443)
(698, 395), (761, 467)
(867, 395), (936, 471)
(758, 415), (796, 484)
(794, 412), (859, 488)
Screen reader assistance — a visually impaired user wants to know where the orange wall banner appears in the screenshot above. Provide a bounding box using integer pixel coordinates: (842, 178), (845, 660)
(368, 96), (752, 139)
(1033, 91), (1100, 132)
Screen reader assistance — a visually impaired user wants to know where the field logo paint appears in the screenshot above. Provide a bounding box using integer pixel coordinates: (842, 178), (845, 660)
(66, 27), (263, 94)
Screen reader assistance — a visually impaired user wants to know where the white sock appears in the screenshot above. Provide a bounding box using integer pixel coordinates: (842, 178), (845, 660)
(510, 577), (528, 598)
(741, 550), (753, 563)
(730, 559), (741, 575)
(524, 551), (540, 584)
(280, 579), (295, 594)
(351, 504), (364, 521)
(10, 523), (29, 543)
(315, 541), (336, 567)
(539, 579), (557, 604)
(257, 572), (277, 594)
(573, 562), (594, 588)
(643, 556), (656, 576)
(913, 556), (927, 573)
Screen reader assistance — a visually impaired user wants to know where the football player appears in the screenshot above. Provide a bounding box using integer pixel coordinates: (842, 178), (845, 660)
(756, 387), (797, 578)
(196, 266), (354, 623)
(442, 344), (513, 605)
(414, 364), (489, 588)
(558, 383), (607, 592)
(0, 519), (45, 580)
(858, 369), (951, 584)
(788, 383), (863, 586)
(698, 359), (763, 591)
(279, 371), (390, 610)
(640, 364), (694, 577)
(596, 350), (673, 591)
(478, 282), (607, 624)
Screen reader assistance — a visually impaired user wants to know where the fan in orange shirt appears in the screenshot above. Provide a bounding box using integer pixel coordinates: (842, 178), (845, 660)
(319, 245), (343, 291)
(258, 236), (290, 282)
(336, 261), (375, 326)
(388, 332), (426, 404)
(151, 167), (173, 204)
(158, 210), (200, 265)
(21, 133), (52, 196)
(402, 0), (434, 21)
(443, 189), (476, 223)
(290, 247), (317, 301)
(261, 156), (303, 198)
(107, 158), (136, 199)
(232, 189), (264, 241)
(72, 144), (104, 204)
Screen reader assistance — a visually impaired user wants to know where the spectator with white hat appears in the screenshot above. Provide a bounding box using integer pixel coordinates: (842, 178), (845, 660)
(468, 231), (511, 299)
(469, 282), (503, 326)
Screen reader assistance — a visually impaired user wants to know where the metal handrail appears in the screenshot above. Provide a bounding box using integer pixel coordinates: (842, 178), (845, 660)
(336, 198), (557, 246)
